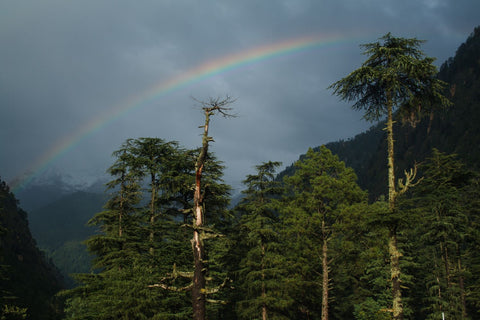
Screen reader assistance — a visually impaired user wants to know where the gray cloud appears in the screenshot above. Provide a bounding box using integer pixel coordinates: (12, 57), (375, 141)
(1, 0), (479, 193)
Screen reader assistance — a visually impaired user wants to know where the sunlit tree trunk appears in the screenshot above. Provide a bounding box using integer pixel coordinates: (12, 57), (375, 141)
(321, 217), (329, 320)
(457, 253), (467, 319)
(192, 109), (209, 320)
(150, 172), (156, 256)
(191, 96), (235, 320)
(261, 241), (267, 320)
(386, 95), (403, 320)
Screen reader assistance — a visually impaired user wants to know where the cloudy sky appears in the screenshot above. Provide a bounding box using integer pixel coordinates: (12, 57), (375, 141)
(1, 0), (479, 194)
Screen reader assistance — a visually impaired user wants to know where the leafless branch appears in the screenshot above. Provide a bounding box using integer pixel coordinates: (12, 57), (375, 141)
(192, 95), (238, 118)
(397, 163), (423, 196)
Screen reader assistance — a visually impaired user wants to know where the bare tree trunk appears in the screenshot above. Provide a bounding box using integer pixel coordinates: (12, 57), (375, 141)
(321, 218), (329, 320)
(119, 172), (125, 238)
(387, 99), (396, 213)
(150, 172), (156, 256)
(192, 109), (210, 320)
(386, 99), (403, 320)
(261, 242), (267, 320)
(191, 97), (235, 320)
(457, 249), (467, 319)
(440, 241), (451, 288)
(389, 228), (402, 320)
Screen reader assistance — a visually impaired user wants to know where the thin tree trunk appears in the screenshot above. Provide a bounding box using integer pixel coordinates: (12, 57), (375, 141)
(321, 218), (329, 320)
(191, 97), (234, 320)
(119, 173), (125, 238)
(261, 242), (267, 320)
(457, 249), (467, 319)
(386, 98), (403, 320)
(433, 251), (442, 313)
(389, 228), (402, 320)
(192, 109), (210, 320)
(387, 98), (396, 212)
(149, 173), (156, 256)
(440, 241), (451, 288)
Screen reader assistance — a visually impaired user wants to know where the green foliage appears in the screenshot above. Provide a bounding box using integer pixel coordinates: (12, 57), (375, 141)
(234, 161), (292, 320)
(353, 298), (391, 320)
(401, 149), (480, 319)
(281, 146), (367, 319)
(1, 305), (27, 320)
(61, 138), (231, 319)
(330, 32), (451, 123)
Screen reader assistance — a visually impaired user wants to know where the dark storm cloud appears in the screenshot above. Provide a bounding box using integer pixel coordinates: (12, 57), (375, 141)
(1, 0), (478, 192)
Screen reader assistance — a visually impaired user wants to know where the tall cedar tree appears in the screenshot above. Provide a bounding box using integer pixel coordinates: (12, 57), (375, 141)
(62, 138), (197, 318)
(282, 146), (366, 320)
(128, 138), (180, 258)
(235, 161), (291, 320)
(330, 33), (451, 320)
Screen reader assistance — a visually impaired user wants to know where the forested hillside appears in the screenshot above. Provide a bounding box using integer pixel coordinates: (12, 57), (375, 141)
(0, 179), (64, 319)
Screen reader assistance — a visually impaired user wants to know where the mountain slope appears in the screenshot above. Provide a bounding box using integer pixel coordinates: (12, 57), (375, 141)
(28, 191), (105, 287)
(0, 179), (64, 319)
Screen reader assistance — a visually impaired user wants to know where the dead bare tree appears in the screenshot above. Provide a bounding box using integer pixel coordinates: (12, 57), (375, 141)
(191, 96), (235, 320)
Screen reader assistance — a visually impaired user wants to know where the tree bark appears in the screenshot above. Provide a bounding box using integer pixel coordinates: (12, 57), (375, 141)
(191, 97), (234, 320)
(387, 97), (396, 213)
(457, 250), (467, 319)
(150, 172), (156, 256)
(192, 109), (210, 320)
(261, 242), (267, 320)
(321, 218), (329, 320)
(389, 228), (403, 320)
(386, 98), (403, 320)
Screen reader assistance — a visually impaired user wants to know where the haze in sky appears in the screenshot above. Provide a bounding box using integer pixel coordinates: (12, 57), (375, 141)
(1, 0), (478, 194)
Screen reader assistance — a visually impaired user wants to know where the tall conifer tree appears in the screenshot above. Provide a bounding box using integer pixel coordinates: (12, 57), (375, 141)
(282, 146), (366, 320)
(235, 161), (290, 320)
(330, 33), (451, 320)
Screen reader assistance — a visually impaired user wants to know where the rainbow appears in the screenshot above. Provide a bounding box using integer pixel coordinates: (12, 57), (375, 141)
(10, 33), (359, 193)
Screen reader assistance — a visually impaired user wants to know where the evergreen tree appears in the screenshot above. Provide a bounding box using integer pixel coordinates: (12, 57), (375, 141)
(330, 33), (451, 320)
(235, 161), (291, 320)
(406, 149), (478, 319)
(332, 200), (391, 320)
(62, 138), (192, 318)
(282, 146), (366, 320)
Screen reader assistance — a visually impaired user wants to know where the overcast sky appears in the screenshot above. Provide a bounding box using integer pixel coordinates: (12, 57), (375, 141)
(1, 0), (479, 195)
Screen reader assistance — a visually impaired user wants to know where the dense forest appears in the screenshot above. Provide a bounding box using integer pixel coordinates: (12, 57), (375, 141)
(1, 27), (480, 319)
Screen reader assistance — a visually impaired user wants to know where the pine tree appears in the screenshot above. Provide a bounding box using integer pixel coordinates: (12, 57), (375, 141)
(235, 161), (291, 320)
(407, 149), (477, 319)
(62, 138), (198, 318)
(330, 33), (451, 320)
(282, 146), (366, 320)
(332, 200), (391, 320)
